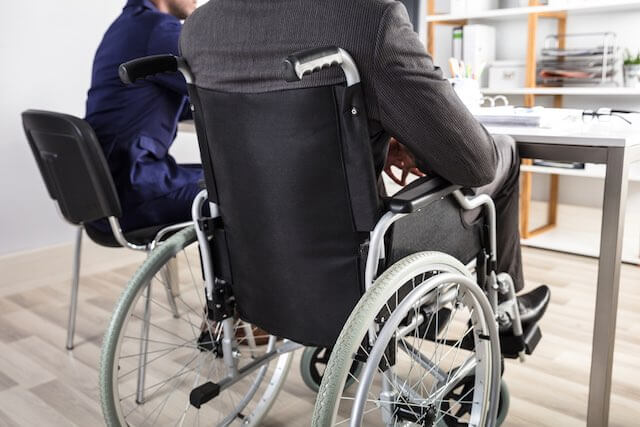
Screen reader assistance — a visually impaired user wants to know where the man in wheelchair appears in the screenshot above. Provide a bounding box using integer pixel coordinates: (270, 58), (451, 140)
(99, 1), (552, 426)
(179, 1), (550, 328)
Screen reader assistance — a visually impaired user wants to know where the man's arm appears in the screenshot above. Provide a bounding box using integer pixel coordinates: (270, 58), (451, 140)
(372, 2), (498, 188)
(147, 18), (189, 96)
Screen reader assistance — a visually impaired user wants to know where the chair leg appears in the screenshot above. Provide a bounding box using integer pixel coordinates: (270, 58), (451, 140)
(66, 226), (83, 350)
(161, 262), (180, 319)
(166, 257), (180, 297)
(136, 281), (152, 404)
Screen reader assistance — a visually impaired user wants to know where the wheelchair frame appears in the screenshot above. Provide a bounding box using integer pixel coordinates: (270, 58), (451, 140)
(104, 47), (531, 427)
(187, 180), (521, 417)
(179, 47), (526, 365)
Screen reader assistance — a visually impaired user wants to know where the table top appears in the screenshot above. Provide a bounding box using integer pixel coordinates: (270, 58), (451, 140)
(180, 119), (640, 148)
(487, 121), (640, 148)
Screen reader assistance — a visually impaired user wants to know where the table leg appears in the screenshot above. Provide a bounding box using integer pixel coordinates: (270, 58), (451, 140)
(520, 160), (533, 239)
(587, 146), (629, 427)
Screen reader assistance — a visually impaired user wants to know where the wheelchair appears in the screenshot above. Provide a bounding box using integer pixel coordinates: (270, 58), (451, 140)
(99, 47), (543, 427)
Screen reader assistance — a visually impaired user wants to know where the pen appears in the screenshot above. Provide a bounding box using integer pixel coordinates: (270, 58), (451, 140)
(449, 58), (458, 78)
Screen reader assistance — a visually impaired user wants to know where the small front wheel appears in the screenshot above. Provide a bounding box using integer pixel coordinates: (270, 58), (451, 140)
(300, 347), (362, 393)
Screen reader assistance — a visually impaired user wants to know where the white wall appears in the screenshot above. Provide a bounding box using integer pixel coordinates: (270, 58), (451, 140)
(0, 0), (209, 256)
(0, 1), (124, 255)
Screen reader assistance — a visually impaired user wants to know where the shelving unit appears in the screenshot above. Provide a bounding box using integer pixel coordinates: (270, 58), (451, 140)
(481, 87), (640, 96)
(521, 163), (640, 182)
(427, 0), (640, 23)
(522, 201), (640, 265)
(426, 0), (640, 103)
(426, 0), (640, 241)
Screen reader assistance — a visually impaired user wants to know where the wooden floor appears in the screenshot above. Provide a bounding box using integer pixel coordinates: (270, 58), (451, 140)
(0, 236), (639, 426)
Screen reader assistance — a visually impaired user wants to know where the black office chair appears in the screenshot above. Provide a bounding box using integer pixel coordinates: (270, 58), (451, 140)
(21, 110), (190, 350)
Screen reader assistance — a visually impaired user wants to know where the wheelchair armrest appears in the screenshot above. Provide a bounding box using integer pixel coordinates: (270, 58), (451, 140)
(119, 54), (179, 85)
(384, 177), (461, 214)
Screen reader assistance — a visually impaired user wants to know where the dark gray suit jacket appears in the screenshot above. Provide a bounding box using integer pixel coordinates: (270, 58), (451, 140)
(180, 0), (498, 188)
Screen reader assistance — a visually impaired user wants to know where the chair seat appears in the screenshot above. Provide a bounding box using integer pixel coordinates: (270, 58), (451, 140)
(84, 223), (176, 248)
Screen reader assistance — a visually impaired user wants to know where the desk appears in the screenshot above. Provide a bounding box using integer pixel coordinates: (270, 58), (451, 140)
(488, 122), (640, 427)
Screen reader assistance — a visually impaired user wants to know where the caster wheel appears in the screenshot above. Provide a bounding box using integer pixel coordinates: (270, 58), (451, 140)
(300, 347), (362, 393)
(438, 377), (510, 426)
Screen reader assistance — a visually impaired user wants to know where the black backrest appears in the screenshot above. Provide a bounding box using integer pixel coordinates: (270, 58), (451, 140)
(21, 110), (122, 225)
(189, 83), (380, 347)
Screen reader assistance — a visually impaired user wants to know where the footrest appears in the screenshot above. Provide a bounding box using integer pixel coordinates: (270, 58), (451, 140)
(190, 381), (221, 408)
(501, 323), (542, 359)
(524, 323), (542, 355)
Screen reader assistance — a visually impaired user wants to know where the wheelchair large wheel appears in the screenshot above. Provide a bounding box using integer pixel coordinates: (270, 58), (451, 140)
(312, 251), (501, 427)
(100, 226), (293, 426)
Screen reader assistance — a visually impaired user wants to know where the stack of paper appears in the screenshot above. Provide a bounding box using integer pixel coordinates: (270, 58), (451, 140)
(474, 107), (584, 128)
(474, 106), (543, 127)
(537, 33), (621, 86)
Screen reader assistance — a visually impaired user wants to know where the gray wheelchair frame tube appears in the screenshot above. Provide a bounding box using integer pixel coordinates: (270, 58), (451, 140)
(191, 191), (239, 375)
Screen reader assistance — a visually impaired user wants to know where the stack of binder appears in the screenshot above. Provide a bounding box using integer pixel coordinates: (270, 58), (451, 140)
(451, 25), (496, 85)
(537, 32), (622, 87)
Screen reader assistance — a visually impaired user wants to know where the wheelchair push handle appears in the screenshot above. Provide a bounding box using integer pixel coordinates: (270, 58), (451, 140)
(119, 54), (179, 85)
(283, 46), (361, 87)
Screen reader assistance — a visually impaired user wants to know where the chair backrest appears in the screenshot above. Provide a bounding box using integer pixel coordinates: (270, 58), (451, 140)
(21, 110), (122, 225)
(189, 82), (381, 347)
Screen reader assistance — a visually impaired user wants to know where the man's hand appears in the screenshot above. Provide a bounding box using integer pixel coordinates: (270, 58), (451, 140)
(384, 139), (426, 186)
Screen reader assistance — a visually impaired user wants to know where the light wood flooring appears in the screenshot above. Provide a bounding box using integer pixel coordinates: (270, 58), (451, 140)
(0, 234), (639, 426)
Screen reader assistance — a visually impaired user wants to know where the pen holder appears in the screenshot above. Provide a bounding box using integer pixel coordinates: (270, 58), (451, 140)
(450, 78), (483, 112)
(624, 64), (640, 89)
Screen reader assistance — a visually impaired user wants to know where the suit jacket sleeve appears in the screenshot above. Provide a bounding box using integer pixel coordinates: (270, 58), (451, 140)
(371, 2), (498, 188)
(147, 18), (189, 96)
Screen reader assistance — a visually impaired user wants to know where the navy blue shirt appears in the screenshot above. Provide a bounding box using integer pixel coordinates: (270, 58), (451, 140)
(86, 0), (201, 222)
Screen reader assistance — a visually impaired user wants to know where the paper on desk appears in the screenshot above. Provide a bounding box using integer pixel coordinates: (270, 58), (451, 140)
(474, 107), (583, 129)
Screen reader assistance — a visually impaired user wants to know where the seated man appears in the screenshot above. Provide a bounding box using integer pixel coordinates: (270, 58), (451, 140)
(179, 0), (549, 321)
(86, 0), (200, 232)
